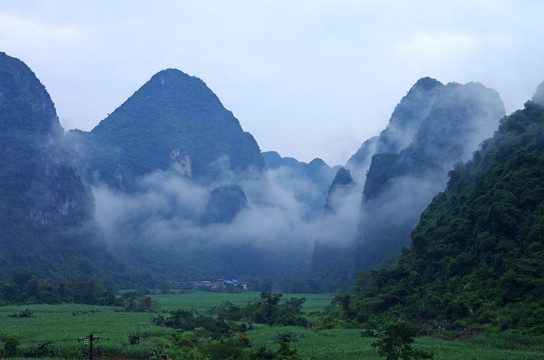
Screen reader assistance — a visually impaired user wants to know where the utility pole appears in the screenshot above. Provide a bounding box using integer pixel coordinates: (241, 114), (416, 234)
(78, 333), (100, 360)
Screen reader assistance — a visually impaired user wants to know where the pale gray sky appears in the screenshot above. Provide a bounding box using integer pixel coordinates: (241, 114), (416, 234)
(1, 0), (543, 165)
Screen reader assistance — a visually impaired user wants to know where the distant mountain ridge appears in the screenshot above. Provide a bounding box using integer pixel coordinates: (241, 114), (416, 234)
(263, 151), (339, 219)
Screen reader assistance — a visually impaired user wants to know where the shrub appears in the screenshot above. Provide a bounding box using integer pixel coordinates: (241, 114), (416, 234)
(371, 320), (433, 360)
(8, 308), (34, 318)
(3, 337), (20, 357)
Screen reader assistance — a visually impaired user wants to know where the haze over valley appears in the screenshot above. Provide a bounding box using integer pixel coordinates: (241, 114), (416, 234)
(1, 49), (542, 293)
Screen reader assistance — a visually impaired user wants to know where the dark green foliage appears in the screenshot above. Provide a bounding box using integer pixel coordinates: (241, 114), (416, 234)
(206, 292), (308, 327)
(0, 271), (114, 305)
(351, 101), (544, 333)
(116, 291), (155, 312)
(182, 332), (302, 360)
(200, 336), (252, 360)
(7, 309), (34, 318)
(165, 309), (235, 339)
(250, 342), (302, 360)
(371, 320), (433, 360)
(331, 293), (357, 320)
(210, 301), (245, 321)
(246, 292), (308, 326)
(148, 346), (169, 360)
(2, 337), (20, 358)
(273, 331), (299, 343)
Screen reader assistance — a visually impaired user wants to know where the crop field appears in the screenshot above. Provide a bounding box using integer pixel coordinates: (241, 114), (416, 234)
(1, 291), (543, 360)
(151, 291), (335, 313)
(246, 326), (544, 360)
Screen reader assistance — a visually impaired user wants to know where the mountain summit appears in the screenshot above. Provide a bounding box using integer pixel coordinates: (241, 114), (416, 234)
(0, 52), (62, 139)
(86, 68), (263, 186)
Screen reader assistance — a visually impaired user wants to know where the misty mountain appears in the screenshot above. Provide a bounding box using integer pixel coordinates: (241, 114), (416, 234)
(0, 52), (113, 282)
(310, 167), (358, 291)
(202, 184), (248, 224)
(263, 151), (339, 219)
(71, 70), (323, 285)
(4, 50), (541, 299)
(357, 81), (504, 271)
(533, 80), (544, 106)
(347, 77), (443, 177)
(263, 151), (339, 191)
(311, 78), (505, 290)
(352, 98), (544, 332)
(311, 78), (445, 289)
(75, 68), (264, 188)
(323, 167), (355, 214)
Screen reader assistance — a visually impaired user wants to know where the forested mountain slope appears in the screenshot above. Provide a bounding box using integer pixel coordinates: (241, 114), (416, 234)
(0, 52), (113, 283)
(352, 99), (544, 333)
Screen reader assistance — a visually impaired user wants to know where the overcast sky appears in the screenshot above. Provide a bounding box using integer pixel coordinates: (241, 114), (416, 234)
(1, 1), (543, 165)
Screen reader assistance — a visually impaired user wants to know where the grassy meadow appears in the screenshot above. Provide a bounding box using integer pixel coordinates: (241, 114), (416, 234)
(1, 291), (543, 360)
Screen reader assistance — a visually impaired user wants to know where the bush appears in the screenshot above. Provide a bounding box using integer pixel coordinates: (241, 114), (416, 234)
(8, 308), (34, 318)
(371, 320), (433, 360)
(3, 337), (20, 357)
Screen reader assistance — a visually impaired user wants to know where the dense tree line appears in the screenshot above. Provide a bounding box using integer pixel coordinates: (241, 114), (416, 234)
(208, 292), (307, 326)
(0, 270), (114, 305)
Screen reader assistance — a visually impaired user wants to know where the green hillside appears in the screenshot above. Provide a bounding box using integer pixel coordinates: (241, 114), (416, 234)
(351, 100), (544, 333)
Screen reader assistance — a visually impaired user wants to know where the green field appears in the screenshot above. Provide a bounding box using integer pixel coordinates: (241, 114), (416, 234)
(1, 291), (543, 360)
(151, 291), (335, 314)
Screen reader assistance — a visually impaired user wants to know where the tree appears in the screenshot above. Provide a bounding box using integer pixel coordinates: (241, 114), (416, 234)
(332, 292), (356, 319)
(371, 320), (433, 360)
